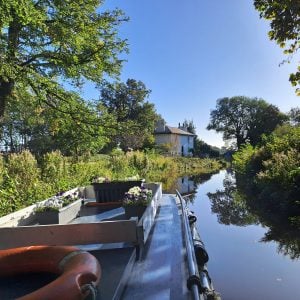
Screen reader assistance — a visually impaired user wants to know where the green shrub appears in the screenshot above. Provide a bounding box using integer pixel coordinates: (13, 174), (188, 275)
(232, 125), (300, 227)
(0, 154), (4, 185)
(232, 144), (256, 175)
(0, 150), (222, 217)
(41, 151), (68, 192)
(7, 151), (43, 203)
(0, 170), (21, 215)
(257, 149), (300, 189)
(0, 151), (48, 215)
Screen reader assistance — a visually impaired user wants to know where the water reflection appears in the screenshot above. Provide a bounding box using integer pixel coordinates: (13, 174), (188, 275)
(207, 172), (257, 226)
(177, 176), (196, 195)
(163, 171), (219, 203)
(207, 171), (300, 260)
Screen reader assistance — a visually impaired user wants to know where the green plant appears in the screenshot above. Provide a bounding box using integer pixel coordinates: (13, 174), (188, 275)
(0, 149), (222, 217)
(0, 154), (4, 185)
(232, 125), (300, 229)
(232, 144), (256, 175)
(40, 151), (68, 191)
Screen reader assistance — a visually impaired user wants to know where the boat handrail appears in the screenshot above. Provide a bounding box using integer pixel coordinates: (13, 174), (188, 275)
(176, 190), (204, 300)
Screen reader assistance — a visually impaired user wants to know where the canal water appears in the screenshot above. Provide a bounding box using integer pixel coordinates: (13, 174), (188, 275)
(185, 170), (300, 300)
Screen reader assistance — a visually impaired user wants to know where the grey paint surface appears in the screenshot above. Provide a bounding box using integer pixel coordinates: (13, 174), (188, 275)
(122, 194), (191, 300)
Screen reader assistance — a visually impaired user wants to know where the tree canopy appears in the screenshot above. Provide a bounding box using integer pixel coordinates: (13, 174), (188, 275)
(99, 79), (159, 150)
(0, 0), (128, 120)
(0, 90), (113, 155)
(254, 0), (300, 94)
(288, 107), (300, 125)
(207, 96), (287, 149)
(194, 139), (220, 158)
(181, 119), (196, 134)
(179, 119), (219, 158)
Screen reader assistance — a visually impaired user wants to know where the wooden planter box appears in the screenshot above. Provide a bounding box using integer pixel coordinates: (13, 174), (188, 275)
(92, 180), (143, 203)
(35, 199), (82, 225)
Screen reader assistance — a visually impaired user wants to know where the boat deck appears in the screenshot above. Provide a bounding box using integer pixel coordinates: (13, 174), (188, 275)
(75, 194), (190, 299)
(122, 194), (190, 299)
(0, 193), (192, 299)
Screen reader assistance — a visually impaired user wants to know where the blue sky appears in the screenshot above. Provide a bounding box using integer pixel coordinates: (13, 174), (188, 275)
(89, 0), (299, 147)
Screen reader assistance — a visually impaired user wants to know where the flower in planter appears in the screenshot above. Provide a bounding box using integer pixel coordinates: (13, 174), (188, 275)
(35, 192), (80, 213)
(91, 176), (110, 184)
(123, 186), (152, 206)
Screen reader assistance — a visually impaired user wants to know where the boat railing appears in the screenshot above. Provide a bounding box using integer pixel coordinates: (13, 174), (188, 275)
(176, 190), (203, 300)
(177, 190), (221, 300)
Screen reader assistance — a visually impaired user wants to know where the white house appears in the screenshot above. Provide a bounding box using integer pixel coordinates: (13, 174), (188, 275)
(154, 122), (195, 156)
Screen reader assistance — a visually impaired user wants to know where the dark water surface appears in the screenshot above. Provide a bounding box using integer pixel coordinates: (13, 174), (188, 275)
(187, 170), (300, 300)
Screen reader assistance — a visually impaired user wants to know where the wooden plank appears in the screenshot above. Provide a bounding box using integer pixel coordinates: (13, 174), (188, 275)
(0, 220), (138, 250)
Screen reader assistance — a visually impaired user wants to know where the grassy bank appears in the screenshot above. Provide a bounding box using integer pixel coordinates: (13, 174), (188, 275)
(0, 150), (223, 217)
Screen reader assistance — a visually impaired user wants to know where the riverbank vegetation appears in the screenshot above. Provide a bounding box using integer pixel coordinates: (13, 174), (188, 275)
(207, 97), (300, 206)
(233, 125), (300, 224)
(0, 150), (222, 217)
(207, 95), (300, 256)
(224, 123), (300, 257)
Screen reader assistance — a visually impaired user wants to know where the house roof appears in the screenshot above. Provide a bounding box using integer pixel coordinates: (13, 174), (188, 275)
(154, 125), (195, 136)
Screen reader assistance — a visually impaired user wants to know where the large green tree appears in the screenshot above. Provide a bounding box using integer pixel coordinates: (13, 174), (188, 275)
(28, 95), (113, 156)
(1, 90), (113, 155)
(99, 79), (159, 150)
(0, 89), (40, 152)
(254, 0), (300, 94)
(0, 0), (128, 121)
(207, 96), (287, 149)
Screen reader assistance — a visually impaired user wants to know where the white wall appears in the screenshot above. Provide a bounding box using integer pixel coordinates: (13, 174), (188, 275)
(155, 134), (194, 156)
(179, 135), (194, 156)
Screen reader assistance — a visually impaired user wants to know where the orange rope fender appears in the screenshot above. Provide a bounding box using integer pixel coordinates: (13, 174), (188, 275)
(0, 245), (101, 300)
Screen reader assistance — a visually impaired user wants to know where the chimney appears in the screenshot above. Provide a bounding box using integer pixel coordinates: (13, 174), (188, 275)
(178, 122), (188, 132)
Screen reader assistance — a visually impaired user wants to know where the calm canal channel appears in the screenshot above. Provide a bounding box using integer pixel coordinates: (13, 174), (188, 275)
(176, 170), (300, 300)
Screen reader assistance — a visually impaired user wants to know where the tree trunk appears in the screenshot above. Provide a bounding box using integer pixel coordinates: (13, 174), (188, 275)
(0, 15), (20, 120)
(8, 123), (14, 152)
(0, 80), (14, 143)
(0, 80), (14, 120)
(236, 135), (244, 149)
